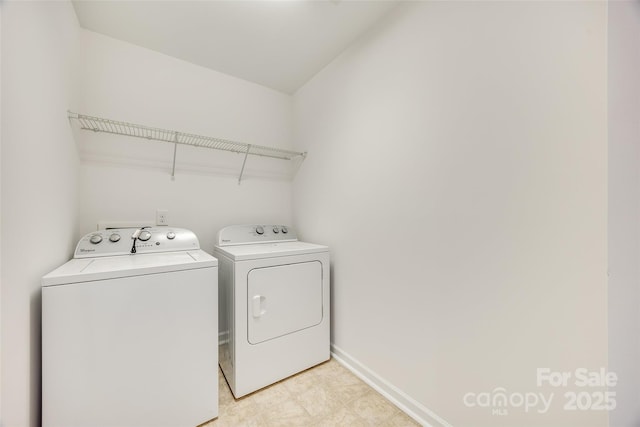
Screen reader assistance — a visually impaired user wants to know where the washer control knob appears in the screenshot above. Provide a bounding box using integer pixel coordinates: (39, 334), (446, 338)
(273, 227), (280, 234)
(281, 226), (288, 234)
(166, 231), (176, 240)
(256, 225), (264, 235)
(109, 233), (121, 243)
(138, 230), (152, 241)
(89, 234), (103, 244)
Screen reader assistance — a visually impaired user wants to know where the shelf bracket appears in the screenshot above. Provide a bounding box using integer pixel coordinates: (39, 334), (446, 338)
(171, 132), (178, 180)
(238, 144), (251, 185)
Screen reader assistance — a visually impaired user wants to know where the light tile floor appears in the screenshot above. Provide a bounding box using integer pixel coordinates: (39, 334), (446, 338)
(203, 358), (421, 427)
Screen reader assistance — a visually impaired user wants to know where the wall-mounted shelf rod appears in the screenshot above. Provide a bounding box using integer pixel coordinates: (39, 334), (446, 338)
(68, 111), (306, 183)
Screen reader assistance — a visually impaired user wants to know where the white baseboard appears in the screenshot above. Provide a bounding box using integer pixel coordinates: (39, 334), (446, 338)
(330, 344), (453, 427)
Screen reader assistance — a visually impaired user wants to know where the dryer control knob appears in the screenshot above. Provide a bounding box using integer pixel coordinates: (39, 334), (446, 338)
(281, 226), (288, 234)
(256, 226), (264, 235)
(90, 234), (103, 244)
(138, 230), (152, 241)
(166, 231), (176, 240)
(109, 233), (121, 243)
(273, 227), (279, 234)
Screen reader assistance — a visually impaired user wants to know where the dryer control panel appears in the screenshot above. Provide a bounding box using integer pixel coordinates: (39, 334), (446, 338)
(217, 225), (297, 246)
(75, 227), (200, 258)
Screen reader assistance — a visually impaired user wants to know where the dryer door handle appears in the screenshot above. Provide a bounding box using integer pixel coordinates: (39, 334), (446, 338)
(252, 295), (267, 318)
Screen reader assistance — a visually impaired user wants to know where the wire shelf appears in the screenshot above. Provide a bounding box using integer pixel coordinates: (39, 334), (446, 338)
(68, 111), (306, 182)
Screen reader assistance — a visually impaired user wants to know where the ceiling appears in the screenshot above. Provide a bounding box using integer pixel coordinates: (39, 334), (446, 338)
(72, 0), (399, 94)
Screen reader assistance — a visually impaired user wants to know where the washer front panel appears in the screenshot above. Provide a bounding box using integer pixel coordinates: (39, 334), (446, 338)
(42, 267), (218, 427)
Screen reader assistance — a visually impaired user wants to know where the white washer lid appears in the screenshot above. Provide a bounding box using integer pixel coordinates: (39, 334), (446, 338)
(42, 250), (217, 286)
(214, 241), (328, 261)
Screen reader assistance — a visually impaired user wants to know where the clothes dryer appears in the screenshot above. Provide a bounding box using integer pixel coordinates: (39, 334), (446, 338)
(214, 225), (329, 398)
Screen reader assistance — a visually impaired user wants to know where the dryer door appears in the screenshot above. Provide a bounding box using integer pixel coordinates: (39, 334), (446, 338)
(247, 261), (323, 344)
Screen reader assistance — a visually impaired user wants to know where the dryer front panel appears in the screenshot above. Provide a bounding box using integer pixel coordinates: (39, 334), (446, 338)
(247, 261), (322, 344)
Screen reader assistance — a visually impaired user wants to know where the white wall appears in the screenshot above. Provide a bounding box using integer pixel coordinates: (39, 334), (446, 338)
(1, 2), (80, 427)
(0, 3), (3, 422)
(608, 2), (640, 427)
(77, 29), (294, 332)
(293, 2), (608, 426)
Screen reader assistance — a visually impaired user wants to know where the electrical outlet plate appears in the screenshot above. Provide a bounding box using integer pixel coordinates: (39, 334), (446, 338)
(156, 209), (169, 226)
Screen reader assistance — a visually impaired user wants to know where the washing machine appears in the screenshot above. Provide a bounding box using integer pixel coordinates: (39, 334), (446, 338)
(214, 224), (329, 398)
(42, 227), (218, 427)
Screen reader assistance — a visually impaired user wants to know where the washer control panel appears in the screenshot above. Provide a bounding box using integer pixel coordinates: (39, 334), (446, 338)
(217, 225), (297, 246)
(75, 227), (200, 258)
